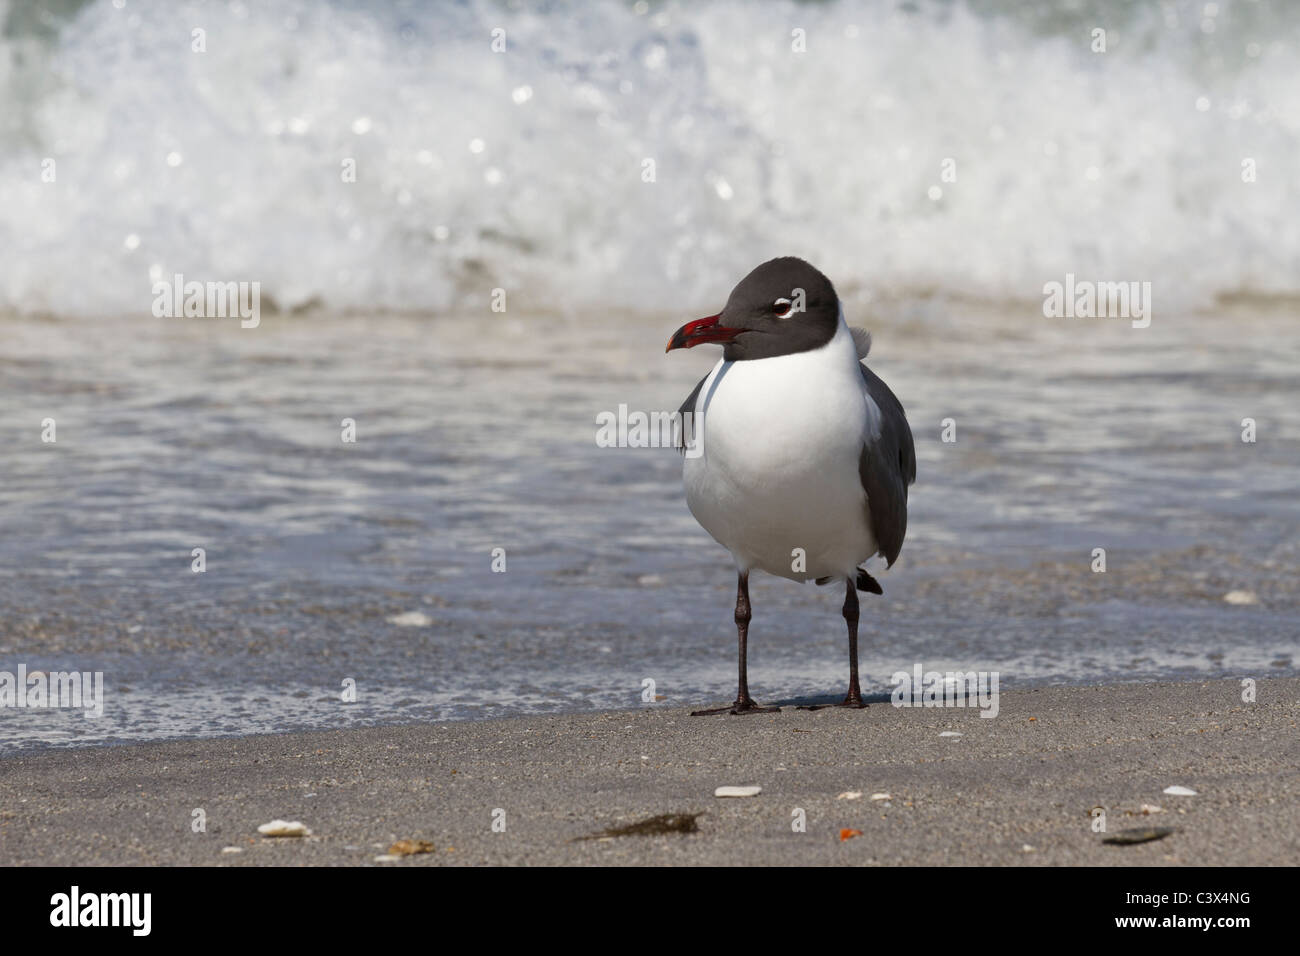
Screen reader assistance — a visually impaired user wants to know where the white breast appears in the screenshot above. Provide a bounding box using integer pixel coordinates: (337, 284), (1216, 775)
(682, 320), (881, 581)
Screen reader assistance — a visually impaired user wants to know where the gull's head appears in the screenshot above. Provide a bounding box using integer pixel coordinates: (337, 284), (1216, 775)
(665, 256), (840, 361)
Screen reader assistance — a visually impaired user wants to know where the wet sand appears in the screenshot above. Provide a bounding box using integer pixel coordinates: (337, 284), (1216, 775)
(1, 677), (1296, 866)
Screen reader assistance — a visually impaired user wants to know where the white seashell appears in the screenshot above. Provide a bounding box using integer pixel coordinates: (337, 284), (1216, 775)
(257, 819), (312, 837)
(836, 791), (863, 800)
(1223, 590), (1258, 605)
(714, 785), (762, 798)
(1162, 785), (1197, 796)
(386, 611), (432, 627)
(939, 731), (963, 738)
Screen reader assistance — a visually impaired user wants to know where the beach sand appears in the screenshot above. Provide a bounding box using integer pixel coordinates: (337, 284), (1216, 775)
(2, 677), (1296, 866)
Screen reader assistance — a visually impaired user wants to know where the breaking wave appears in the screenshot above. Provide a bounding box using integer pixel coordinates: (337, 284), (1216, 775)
(1, 0), (1298, 316)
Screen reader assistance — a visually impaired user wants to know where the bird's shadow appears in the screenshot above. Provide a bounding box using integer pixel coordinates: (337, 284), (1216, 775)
(775, 690), (894, 709)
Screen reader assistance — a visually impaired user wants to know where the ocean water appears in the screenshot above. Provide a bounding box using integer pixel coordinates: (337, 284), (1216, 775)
(0, 0), (1297, 751)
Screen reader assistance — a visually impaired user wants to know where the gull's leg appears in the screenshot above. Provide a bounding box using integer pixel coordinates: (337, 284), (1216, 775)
(798, 576), (868, 710)
(840, 576), (866, 707)
(692, 571), (780, 716)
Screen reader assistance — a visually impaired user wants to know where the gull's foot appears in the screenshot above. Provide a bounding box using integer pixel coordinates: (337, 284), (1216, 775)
(691, 696), (781, 716)
(797, 694), (868, 711)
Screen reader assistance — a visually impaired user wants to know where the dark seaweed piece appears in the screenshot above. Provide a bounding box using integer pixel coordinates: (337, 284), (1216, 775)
(574, 812), (703, 841)
(1102, 827), (1176, 845)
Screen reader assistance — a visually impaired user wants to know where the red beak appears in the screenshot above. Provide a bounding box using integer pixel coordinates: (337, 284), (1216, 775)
(665, 313), (744, 352)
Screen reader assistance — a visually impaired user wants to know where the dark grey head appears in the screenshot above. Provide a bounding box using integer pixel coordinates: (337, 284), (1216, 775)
(665, 257), (841, 361)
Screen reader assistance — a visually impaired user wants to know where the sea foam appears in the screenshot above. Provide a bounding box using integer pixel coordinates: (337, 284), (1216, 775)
(1, 0), (1297, 316)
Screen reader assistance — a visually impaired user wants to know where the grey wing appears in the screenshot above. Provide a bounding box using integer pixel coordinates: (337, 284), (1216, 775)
(674, 373), (709, 453)
(858, 363), (916, 567)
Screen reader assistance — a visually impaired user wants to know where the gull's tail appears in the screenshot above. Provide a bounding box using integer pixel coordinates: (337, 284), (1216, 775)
(814, 567), (884, 594)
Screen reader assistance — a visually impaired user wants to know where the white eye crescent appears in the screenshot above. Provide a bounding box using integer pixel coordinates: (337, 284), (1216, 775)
(773, 297), (793, 318)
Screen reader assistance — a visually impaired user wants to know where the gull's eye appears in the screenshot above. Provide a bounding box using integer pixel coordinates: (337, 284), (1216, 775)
(773, 298), (793, 318)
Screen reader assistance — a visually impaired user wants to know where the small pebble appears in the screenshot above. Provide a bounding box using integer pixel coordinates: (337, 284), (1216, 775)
(939, 731), (962, 738)
(220, 846), (242, 854)
(1223, 590), (1258, 605)
(870, 793), (892, 801)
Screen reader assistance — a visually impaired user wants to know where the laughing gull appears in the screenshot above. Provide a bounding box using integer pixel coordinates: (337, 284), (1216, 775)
(666, 257), (916, 715)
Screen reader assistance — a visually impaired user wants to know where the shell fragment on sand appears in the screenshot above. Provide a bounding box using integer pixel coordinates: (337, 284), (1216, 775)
(1162, 785), (1197, 796)
(938, 731), (963, 738)
(257, 819), (312, 837)
(1222, 590), (1258, 605)
(388, 839), (435, 856)
(386, 611), (433, 627)
(870, 793), (892, 801)
(714, 785), (761, 798)
(836, 791), (863, 801)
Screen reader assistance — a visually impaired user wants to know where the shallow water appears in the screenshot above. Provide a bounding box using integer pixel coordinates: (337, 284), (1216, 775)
(0, 304), (1296, 751)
